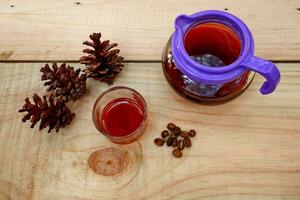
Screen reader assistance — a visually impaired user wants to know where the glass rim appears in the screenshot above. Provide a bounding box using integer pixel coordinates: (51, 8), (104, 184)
(92, 86), (148, 140)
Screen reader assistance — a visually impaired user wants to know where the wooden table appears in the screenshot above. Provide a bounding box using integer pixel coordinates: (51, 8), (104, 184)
(1, 1), (300, 199)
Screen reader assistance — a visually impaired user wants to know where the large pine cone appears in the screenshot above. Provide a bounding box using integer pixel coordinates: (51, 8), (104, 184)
(18, 94), (75, 133)
(79, 33), (124, 85)
(41, 63), (87, 103)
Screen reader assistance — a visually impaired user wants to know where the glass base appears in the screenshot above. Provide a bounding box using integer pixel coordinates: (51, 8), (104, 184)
(162, 37), (255, 104)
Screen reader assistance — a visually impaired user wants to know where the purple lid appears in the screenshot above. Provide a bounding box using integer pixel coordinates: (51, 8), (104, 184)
(172, 10), (280, 94)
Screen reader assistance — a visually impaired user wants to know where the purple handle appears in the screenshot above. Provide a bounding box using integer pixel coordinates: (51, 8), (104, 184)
(242, 56), (280, 94)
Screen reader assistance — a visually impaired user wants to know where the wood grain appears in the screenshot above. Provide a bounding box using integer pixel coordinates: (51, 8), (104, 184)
(0, 0), (300, 61)
(0, 63), (300, 200)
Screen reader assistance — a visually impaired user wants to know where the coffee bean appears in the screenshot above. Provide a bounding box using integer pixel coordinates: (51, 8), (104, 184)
(180, 131), (189, 138)
(170, 132), (177, 138)
(166, 137), (173, 146)
(183, 139), (187, 147)
(172, 149), (182, 158)
(167, 123), (176, 130)
(173, 127), (181, 136)
(172, 138), (178, 147)
(188, 129), (196, 137)
(154, 138), (164, 146)
(184, 137), (192, 148)
(161, 130), (169, 138)
(177, 140), (184, 150)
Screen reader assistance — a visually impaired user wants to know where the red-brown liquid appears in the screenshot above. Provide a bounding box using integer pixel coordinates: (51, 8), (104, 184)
(184, 22), (241, 66)
(100, 98), (143, 137)
(163, 22), (250, 102)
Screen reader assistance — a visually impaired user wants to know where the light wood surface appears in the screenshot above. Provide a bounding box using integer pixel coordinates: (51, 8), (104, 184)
(0, 63), (300, 200)
(0, 0), (300, 61)
(1, 0), (300, 199)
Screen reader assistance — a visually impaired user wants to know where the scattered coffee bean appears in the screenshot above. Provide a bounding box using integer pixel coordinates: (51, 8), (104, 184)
(188, 129), (196, 137)
(172, 149), (182, 158)
(161, 130), (169, 138)
(167, 123), (176, 130)
(166, 137), (173, 146)
(184, 137), (192, 148)
(173, 127), (181, 136)
(172, 138), (178, 147)
(154, 123), (197, 158)
(154, 138), (164, 146)
(180, 131), (189, 138)
(177, 139), (185, 150)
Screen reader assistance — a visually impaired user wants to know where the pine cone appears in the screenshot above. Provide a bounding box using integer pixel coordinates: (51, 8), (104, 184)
(41, 63), (87, 102)
(18, 94), (75, 133)
(79, 32), (124, 85)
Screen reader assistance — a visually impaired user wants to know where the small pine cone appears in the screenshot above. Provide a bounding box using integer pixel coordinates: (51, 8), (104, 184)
(18, 94), (75, 133)
(79, 32), (124, 85)
(40, 63), (87, 102)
